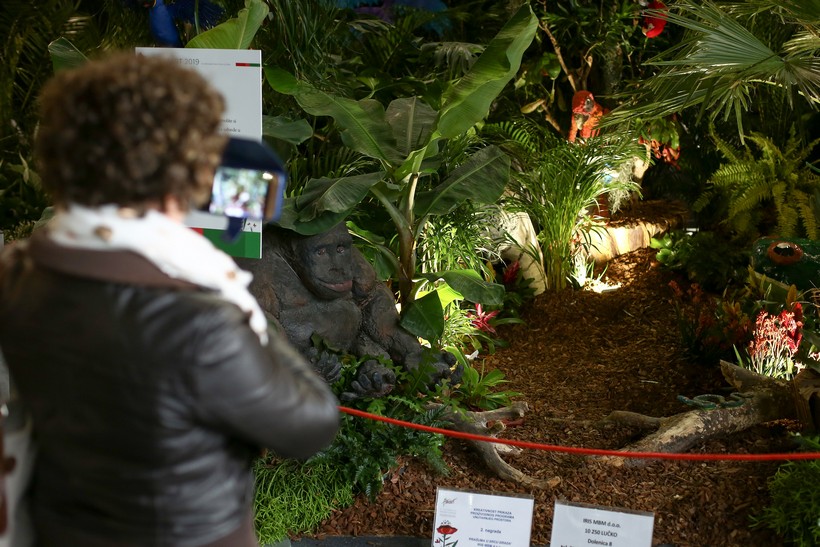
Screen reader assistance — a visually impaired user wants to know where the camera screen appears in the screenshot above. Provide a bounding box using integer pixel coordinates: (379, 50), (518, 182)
(209, 167), (275, 220)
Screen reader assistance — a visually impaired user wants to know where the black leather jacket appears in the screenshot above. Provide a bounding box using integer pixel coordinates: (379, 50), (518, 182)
(0, 231), (340, 546)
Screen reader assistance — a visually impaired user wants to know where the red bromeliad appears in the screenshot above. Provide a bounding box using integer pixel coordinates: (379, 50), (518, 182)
(467, 303), (499, 335)
(502, 260), (520, 287)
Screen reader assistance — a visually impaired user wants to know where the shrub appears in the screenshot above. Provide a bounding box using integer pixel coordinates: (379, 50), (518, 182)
(752, 435), (820, 546)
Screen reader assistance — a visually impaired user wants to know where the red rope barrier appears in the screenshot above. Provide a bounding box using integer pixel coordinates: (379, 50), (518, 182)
(339, 406), (820, 462)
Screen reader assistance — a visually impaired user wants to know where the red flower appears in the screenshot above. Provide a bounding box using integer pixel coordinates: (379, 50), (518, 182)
(437, 524), (458, 535)
(503, 261), (520, 286)
(467, 304), (499, 335)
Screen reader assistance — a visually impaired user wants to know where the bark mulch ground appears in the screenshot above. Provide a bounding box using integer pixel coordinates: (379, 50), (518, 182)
(298, 202), (796, 546)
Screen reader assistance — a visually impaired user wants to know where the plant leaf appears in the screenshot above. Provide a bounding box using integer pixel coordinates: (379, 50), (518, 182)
(414, 145), (510, 217)
(186, 0), (269, 50)
(435, 5), (537, 139)
(400, 291), (445, 342)
(419, 269), (505, 306)
(262, 115), (313, 145)
(265, 67), (402, 164)
(385, 97), (437, 156)
(48, 37), (87, 72)
(296, 172), (385, 221)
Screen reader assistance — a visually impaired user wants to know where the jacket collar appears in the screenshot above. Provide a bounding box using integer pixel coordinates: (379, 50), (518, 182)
(23, 229), (202, 290)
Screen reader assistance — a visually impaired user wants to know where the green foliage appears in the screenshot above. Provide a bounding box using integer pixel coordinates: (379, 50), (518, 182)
(608, 0), (820, 137)
(450, 361), (521, 411)
(752, 434), (820, 546)
(253, 457), (354, 544)
(503, 125), (643, 290)
(651, 230), (751, 292)
(312, 398), (449, 502)
(693, 127), (820, 243)
(0, 155), (48, 233)
(266, 5), (537, 308)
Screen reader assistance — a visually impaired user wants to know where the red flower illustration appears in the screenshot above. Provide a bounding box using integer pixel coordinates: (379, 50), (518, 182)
(437, 524), (458, 535)
(435, 521), (459, 547)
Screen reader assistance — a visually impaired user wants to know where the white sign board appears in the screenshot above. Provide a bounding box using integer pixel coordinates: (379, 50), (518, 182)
(135, 47), (262, 140)
(432, 488), (534, 547)
(134, 47), (264, 257)
(550, 499), (654, 547)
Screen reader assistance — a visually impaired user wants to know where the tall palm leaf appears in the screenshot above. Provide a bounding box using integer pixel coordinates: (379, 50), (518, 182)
(608, 0), (820, 136)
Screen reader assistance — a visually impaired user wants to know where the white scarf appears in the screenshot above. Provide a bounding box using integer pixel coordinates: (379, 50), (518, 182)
(47, 204), (268, 345)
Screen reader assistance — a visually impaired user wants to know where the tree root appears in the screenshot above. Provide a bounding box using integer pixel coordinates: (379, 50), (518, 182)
(430, 401), (559, 489)
(600, 361), (797, 467)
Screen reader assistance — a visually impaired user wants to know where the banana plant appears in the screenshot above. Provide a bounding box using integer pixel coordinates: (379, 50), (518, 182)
(266, 5), (538, 314)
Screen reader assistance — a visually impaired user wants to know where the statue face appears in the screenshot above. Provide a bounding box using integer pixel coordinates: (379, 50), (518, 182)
(292, 223), (354, 300)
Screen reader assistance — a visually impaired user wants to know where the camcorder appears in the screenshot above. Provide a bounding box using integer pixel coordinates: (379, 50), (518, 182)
(205, 137), (287, 224)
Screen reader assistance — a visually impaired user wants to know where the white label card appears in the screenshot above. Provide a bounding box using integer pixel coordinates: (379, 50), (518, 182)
(432, 488), (534, 547)
(135, 47), (262, 140)
(550, 499), (654, 547)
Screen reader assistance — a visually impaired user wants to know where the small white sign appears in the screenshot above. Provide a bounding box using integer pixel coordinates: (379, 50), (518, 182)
(135, 47), (262, 140)
(432, 488), (534, 547)
(550, 499), (654, 547)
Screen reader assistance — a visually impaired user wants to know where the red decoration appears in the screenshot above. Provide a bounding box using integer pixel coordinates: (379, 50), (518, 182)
(642, 0), (668, 39)
(568, 90), (608, 143)
(767, 241), (804, 266)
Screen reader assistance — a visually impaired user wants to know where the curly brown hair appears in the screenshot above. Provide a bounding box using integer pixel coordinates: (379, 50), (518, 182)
(35, 51), (227, 212)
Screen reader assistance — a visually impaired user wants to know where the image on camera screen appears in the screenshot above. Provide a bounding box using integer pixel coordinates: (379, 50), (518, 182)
(209, 167), (272, 220)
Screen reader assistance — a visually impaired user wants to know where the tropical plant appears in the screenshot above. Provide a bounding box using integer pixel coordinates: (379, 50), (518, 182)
(752, 434), (820, 546)
(504, 128), (643, 290)
(608, 0), (820, 137)
(264, 5), (538, 319)
(738, 303), (804, 380)
(667, 280), (753, 365)
(311, 397), (449, 502)
(449, 361), (522, 411)
(651, 229), (751, 291)
(253, 457), (355, 544)
(692, 127), (820, 242)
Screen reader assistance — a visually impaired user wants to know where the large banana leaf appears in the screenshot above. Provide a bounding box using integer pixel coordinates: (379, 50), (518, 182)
(419, 270), (505, 306)
(385, 97), (437, 156)
(400, 290), (445, 342)
(265, 67), (403, 164)
(435, 5), (537, 139)
(275, 171), (385, 235)
(413, 145), (510, 217)
(186, 0), (268, 50)
(262, 115), (312, 145)
(295, 172), (385, 222)
(48, 37), (88, 72)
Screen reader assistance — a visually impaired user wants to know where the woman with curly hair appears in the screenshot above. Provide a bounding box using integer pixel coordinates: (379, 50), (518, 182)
(0, 51), (340, 546)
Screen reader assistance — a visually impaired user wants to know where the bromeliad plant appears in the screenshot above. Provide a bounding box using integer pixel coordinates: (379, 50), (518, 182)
(264, 5), (538, 339)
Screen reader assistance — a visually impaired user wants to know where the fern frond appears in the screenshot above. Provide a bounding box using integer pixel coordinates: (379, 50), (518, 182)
(792, 189), (819, 239)
(708, 162), (764, 190)
(692, 189), (718, 213)
(710, 124), (748, 164)
(728, 179), (773, 218)
(772, 181), (799, 237)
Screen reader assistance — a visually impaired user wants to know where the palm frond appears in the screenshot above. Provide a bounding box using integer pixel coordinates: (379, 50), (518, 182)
(607, 0), (820, 135)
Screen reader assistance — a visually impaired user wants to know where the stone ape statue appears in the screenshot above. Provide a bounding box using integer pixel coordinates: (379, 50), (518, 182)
(235, 222), (460, 401)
